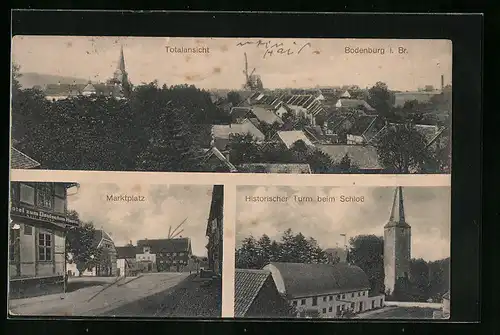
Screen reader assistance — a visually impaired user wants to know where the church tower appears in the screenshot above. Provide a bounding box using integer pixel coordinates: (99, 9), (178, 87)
(383, 186), (411, 296)
(112, 45), (129, 85)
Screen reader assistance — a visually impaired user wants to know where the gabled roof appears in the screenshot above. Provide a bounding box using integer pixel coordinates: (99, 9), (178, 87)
(238, 163), (312, 174)
(211, 120), (266, 141)
(348, 115), (379, 136)
(277, 130), (315, 149)
(202, 147), (238, 172)
(336, 99), (375, 111)
(251, 106), (284, 125)
(10, 147), (41, 169)
(264, 262), (370, 298)
(116, 245), (140, 259)
(92, 229), (115, 249)
(443, 291), (450, 300)
(234, 269), (272, 317)
(137, 237), (191, 254)
(317, 144), (382, 170)
(230, 107), (253, 119)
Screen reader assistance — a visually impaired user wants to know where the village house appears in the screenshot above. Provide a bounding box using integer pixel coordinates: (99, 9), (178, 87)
(234, 268), (295, 318)
(237, 163), (312, 174)
(136, 237), (193, 272)
(43, 46), (130, 101)
(206, 185), (224, 276)
(317, 144), (384, 173)
(211, 119), (266, 151)
(115, 243), (140, 277)
(345, 115), (386, 145)
(9, 181), (80, 299)
(263, 262), (385, 318)
(277, 130), (315, 149)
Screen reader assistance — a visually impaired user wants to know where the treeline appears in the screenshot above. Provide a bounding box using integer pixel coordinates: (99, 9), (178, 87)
(11, 81), (230, 171)
(236, 232), (450, 302)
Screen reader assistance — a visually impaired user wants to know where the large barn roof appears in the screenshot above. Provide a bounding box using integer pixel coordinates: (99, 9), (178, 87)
(264, 262), (370, 298)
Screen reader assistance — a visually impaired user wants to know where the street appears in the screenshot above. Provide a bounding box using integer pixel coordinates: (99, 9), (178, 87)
(9, 272), (195, 317)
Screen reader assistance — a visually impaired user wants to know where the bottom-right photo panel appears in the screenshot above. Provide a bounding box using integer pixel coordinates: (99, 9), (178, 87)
(234, 185), (450, 320)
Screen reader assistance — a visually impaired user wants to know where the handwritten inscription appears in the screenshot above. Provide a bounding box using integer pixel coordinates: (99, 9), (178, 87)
(236, 40), (313, 59)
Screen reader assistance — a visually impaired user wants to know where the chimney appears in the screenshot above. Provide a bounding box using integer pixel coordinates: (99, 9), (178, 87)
(441, 75), (444, 91)
(57, 81), (61, 86)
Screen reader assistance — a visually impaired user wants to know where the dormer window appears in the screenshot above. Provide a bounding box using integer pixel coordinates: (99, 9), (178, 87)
(143, 246), (151, 254)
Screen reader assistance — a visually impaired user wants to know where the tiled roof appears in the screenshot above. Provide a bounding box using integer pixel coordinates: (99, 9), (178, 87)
(234, 269), (271, 317)
(317, 144), (382, 170)
(348, 115), (378, 136)
(277, 130), (315, 149)
(137, 237), (191, 254)
(238, 163), (312, 174)
(92, 229), (115, 248)
(368, 123), (442, 145)
(230, 107), (252, 119)
(10, 147), (41, 169)
(44, 83), (86, 96)
(442, 291), (450, 300)
(211, 120), (266, 141)
(116, 245), (140, 259)
(204, 147), (238, 172)
(336, 99), (375, 111)
(265, 262), (370, 298)
(251, 106), (284, 125)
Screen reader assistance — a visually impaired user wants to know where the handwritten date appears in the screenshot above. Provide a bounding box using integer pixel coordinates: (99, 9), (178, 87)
(236, 40), (312, 59)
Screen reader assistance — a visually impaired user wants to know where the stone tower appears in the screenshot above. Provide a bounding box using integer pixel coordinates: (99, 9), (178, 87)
(383, 186), (411, 295)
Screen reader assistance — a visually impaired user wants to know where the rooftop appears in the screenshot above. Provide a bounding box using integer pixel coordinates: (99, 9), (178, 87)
(277, 130), (315, 149)
(11, 147), (41, 169)
(317, 144), (382, 170)
(211, 120), (265, 141)
(234, 268), (271, 317)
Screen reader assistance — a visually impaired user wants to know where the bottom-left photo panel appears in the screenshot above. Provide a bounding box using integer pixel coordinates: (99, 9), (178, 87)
(8, 181), (224, 318)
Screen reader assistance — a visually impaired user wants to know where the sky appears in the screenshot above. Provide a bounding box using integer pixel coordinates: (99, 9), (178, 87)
(12, 36), (452, 91)
(67, 183), (215, 257)
(236, 186), (450, 261)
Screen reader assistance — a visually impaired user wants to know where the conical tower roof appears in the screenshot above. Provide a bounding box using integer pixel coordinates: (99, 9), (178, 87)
(384, 186), (411, 228)
(118, 45), (126, 73)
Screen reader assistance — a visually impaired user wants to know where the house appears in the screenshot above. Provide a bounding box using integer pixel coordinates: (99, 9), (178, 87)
(11, 147), (41, 169)
(237, 163), (312, 174)
(263, 262), (385, 318)
(199, 146), (238, 172)
(335, 98), (376, 113)
(317, 144), (384, 173)
(137, 237), (192, 272)
(9, 182), (80, 299)
(211, 119), (266, 151)
(135, 243), (158, 273)
(66, 229), (117, 277)
(346, 115), (385, 145)
(250, 106), (284, 126)
(115, 244), (140, 277)
(277, 130), (315, 149)
(206, 185), (224, 276)
(393, 91), (440, 107)
(234, 268), (294, 318)
(281, 94), (325, 126)
(367, 123), (446, 148)
(230, 107), (254, 123)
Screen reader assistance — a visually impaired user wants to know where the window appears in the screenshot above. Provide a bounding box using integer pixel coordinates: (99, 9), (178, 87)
(323, 296), (327, 302)
(372, 300), (375, 309)
(336, 306), (341, 315)
(337, 294), (341, 299)
(24, 224), (33, 235)
(342, 294), (345, 299)
(20, 183), (35, 205)
(351, 293), (354, 298)
(301, 299), (306, 305)
(312, 297), (318, 306)
(292, 301), (297, 306)
(173, 252), (177, 256)
(10, 229), (20, 262)
(37, 184), (52, 209)
(358, 292), (361, 297)
(322, 308), (326, 313)
(329, 296), (333, 301)
(351, 302), (355, 310)
(362, 292), (366, 296)
(38, 232), (52, 261)
(380, 299), (383, 306)
(144, 247), (151, 253)
(329, 306), (333, 312)
(179, 252), (184, 256)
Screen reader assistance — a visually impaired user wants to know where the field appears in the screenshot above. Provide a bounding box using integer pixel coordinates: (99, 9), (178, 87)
(361, 306), (438, 319)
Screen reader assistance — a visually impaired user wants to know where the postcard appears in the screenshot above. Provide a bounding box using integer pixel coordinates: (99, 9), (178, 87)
(8, 181), (224, 318)
(11, 36), (451, 175)
(234, 185), (451, 319)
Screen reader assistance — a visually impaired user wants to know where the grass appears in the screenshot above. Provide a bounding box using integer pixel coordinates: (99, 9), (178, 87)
(363, 306), (438, 319)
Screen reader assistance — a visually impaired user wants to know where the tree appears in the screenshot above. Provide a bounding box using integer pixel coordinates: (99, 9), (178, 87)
(235, 236), (261, 269)
(66, 221), (99, 276)
(227, 133), (262, 165)
(306, 149), (335, 174)
(11, 62), (22, 96)
(368, 82), (395, 118)
(227, 91), (242, 106)
(409, 258), (430, 301)
(375, 124), (433, 173)
(348, 235), (385, 295)
(259, 121), (283, 140)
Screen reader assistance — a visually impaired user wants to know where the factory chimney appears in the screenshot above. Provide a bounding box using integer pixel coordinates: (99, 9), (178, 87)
(441, 75), (444, 91)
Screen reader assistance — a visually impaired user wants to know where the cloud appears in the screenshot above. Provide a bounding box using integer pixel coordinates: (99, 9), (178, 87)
(67, 183), (215, 257)
(236, 186), (450, 261)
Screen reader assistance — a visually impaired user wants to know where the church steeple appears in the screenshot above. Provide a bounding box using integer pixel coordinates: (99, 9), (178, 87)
(385, 186), (410, 228)
(113, 45), (128, 85)
(118, 45), (126, 74)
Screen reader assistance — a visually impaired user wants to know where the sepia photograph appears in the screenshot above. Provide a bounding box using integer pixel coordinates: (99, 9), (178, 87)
(11, 36), (451, 174)
(8, 181), (223, 318)
(234, 185), (450, 319)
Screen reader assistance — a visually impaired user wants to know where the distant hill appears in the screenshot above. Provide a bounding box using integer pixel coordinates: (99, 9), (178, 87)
(18, 72), (88, 89)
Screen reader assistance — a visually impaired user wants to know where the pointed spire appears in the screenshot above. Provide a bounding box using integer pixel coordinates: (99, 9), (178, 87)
(388, 186), (407, 225)
(118, 45), (126, 73)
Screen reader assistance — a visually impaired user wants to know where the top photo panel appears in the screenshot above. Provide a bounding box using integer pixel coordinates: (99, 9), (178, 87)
(10, 37), (452, 174)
